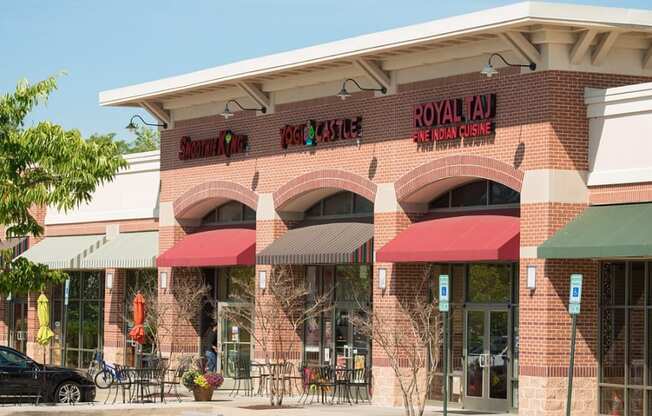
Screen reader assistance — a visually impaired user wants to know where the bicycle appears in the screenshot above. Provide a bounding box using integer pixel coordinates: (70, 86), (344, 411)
(91, 354), (131, 390)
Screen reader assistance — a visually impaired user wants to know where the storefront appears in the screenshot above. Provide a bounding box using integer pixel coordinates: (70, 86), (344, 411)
(0, 151), (161, 368)
(157, 200), (256, 375)
(99, 3), (652, 414)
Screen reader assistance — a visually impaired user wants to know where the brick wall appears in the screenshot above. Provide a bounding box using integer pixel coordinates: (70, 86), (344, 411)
(0, 297), (6, 346)
(155, 69), (652, 412)
(46, 218), (158, 236)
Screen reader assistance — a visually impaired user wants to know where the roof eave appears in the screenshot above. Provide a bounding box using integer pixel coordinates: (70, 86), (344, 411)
(98, 1), (652, 107)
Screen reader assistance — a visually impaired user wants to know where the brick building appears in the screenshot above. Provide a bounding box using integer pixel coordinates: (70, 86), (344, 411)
(0, 151), (160, 368)
(2, 1), (652, 414)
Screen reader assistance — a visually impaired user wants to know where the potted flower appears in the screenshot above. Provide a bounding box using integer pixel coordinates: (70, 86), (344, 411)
(182, 369), (224, 401)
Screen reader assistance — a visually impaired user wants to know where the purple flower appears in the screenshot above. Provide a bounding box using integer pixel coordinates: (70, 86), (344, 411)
(203, 372), (224, 389)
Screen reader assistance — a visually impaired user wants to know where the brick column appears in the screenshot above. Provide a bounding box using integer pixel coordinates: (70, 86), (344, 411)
(25, 292), (39, 359)
(519, 200), (598, 415)
(0, 296), (7, 346)
(254, 216), (304, 363)
(103, 268), (126, 364)
(372, 209), (417, 407)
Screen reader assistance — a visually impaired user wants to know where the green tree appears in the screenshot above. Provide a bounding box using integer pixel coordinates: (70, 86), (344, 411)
(129, 126), (160, 153)
(87, 132), (131, 154)
(87, 126), (159, 154)
(0, 77), (126, 295)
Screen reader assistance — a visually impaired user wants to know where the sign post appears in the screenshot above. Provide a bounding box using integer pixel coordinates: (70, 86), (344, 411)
(62, 278), (70, 366)
(566, 274), (583, 416)
(439, 275), (450, 416)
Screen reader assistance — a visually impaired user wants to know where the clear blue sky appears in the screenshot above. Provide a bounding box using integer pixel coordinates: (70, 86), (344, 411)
(1, 0), (649, 141)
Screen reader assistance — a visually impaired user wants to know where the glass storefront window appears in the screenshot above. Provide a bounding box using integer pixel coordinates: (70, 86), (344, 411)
(451, 181), (487, 207)
(303, 265), (371, 368)
(467, 264), (511, 304)
(335, 265), (370, 303)
(305, 191), (374, 219)
(323, 192), (352, 216)
(124, 269), (157, 366)
(428, 180), (519, 211)
(599, 261), (652, 415)
(201, 201), (256, 225)
(602, 308), (626, 385)
(58, 271), (105, 368)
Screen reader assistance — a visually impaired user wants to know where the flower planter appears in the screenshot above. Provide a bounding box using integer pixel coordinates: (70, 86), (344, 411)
(192, 387), (214, 401)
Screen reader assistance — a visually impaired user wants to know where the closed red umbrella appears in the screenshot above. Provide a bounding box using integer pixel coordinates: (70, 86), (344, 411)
(128, 292), (146, 345)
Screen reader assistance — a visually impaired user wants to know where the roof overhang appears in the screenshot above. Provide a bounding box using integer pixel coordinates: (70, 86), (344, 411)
(99, 1), (652, 111)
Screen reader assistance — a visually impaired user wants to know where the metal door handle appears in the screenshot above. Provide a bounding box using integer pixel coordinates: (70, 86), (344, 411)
(478, 354), (485, 368)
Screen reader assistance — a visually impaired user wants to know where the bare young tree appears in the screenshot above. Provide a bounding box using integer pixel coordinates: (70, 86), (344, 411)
(170, 268), (210, 357)
(219, 265), (331, 407)
(350, 265), (442, 416)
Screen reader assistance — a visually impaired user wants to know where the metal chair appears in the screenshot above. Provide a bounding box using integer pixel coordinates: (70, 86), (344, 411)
(350, 367), (372, 404)
(231, 358), (253, 397)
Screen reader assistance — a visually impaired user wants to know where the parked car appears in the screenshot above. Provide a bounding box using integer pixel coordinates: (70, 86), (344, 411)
(0, 346), (95, 404)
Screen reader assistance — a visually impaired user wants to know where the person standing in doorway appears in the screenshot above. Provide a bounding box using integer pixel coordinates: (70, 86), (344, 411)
(205, 324), (220, 372)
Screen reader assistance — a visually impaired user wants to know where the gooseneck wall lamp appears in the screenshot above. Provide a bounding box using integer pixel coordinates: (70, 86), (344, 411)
(481, 53), (537, 78)
(125, 114), (167, 131)
(221, 99), (267, 119)
(337, 78), (387, 100)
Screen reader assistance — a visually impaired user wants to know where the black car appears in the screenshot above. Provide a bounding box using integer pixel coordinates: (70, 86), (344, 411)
(0, 346), (95, 404)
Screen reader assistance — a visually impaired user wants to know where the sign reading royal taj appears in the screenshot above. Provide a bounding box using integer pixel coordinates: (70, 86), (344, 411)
(413, 94), (496, 143)
(178, 130), (248, 160)
(280, 117), (362, 149)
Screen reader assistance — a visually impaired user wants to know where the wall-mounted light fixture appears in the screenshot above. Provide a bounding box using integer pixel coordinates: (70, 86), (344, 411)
(126, 114), (167, 131)
(378, 268), (387, 290)
(160, 271), (168, 289)
(480, 53), (537, 78)
(337, 78), (387, 100)
(259, 270), (267, 289)
(221, 99), (266, 119)
(106, 272), (113, 290)
(526, 265), (537, 290)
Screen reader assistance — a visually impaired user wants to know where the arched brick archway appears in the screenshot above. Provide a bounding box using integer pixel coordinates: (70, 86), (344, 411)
(173, 180), (258, 220)
(395, 155), (524, 204)
(274, 169), (377, 212)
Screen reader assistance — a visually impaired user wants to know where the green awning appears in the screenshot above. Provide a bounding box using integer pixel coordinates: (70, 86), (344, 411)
(79, 231), (158, 269)
(538, 203), (652, 259)
(20, 235), (107, 269)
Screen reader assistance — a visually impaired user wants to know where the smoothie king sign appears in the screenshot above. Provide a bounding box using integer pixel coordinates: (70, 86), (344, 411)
(412, 94), (496, 143)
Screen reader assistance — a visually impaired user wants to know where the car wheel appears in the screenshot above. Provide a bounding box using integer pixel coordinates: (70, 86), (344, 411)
(56, 381), (82, 404)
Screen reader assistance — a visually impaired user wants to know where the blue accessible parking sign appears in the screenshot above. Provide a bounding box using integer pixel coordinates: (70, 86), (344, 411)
(568, 274), (582, 315)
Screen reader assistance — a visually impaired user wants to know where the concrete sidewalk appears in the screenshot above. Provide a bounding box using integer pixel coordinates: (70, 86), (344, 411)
(0, 390), (509, 416)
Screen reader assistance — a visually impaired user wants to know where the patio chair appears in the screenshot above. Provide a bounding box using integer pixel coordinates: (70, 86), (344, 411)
(281, 362), (303, 396)
(317, 366), (337, 404)
(160, 362), (189, 403)
(231, 358), (253, 397)
(250, 362), (269, 396)
(350, 367), (371, 404)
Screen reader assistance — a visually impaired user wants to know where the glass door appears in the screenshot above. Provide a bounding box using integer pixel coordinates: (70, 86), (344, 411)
(9, 298), (28, 353)
(333, 306), (369, 370)
(218, 302), (251, 378)
(464, 307), (510, 412)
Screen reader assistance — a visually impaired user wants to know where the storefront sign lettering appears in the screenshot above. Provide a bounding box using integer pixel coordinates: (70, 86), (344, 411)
(412, 94), (496, 143)
(178, 130), (248, 160)
(280, 117), (362, 149)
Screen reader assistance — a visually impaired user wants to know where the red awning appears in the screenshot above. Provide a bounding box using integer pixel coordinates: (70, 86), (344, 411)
(157, 229), (255, 267)
(377, 215), (519, 263)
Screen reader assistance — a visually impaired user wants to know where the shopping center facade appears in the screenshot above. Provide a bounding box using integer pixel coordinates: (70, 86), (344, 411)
(3, 2), (652, 414)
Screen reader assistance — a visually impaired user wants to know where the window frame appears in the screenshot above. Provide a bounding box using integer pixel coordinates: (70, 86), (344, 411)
(304, 191), (374, 220)
(427, 180), (520, 212)
(201, 201), (256, 226)
(598, 261), (652, 415)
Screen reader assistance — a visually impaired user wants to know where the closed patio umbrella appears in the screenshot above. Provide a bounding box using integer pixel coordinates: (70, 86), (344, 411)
(128, 292), (146, 345)
(36, 293), (54, 346)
